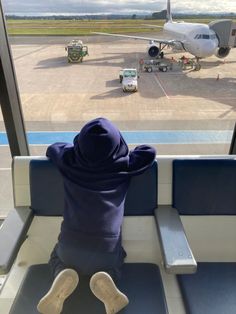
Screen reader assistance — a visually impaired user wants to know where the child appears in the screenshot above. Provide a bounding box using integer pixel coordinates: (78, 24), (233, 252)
(37, 117), (156, 314)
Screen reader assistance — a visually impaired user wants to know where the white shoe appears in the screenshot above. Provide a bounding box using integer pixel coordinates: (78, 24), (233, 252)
(90, 272), (129, 314)
(37, 268), (79, 314)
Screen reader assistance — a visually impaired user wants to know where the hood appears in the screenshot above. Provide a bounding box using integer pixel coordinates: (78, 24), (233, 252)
(123, 77), (137, 82)
(73, 117), (129, 168)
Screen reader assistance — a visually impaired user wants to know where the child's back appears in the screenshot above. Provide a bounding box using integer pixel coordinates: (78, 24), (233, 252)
(38, 117), (156, 314)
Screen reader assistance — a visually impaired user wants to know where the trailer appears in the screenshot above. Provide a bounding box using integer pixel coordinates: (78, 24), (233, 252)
(65, 40), (89, 63)
(140, 59), (171, 73)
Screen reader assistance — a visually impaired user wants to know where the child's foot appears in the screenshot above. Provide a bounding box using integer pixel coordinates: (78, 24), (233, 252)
(90, 271), (129, 314)
(37, 268), (79, 314)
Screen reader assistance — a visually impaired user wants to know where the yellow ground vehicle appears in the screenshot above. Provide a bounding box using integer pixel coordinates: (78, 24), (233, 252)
(65, 40), (88, 63)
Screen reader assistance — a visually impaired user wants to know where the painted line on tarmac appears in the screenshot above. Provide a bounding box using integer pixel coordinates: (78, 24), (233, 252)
(153, 73), (170, 99)
(0, 130), (233, 145)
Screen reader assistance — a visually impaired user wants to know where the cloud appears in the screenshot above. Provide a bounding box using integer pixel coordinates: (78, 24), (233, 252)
(2, 0), (236, 14)
(173, 0), (236, 14)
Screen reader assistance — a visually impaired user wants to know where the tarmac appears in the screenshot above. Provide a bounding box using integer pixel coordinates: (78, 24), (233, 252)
(0, 35), (236, 216)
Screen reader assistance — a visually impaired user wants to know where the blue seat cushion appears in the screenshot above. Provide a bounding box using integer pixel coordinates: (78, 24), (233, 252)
(30, 159), (157, 216)
(10, 263), (168, 314)
(173, 159), (236, 215)
(178, 262), (236, 314)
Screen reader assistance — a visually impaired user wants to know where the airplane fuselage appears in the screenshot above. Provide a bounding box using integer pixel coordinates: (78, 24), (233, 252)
(163, 21), (219, 58)
(93, 0), (232, 62)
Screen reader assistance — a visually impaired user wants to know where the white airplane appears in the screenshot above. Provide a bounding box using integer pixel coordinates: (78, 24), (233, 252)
(94, 0), (234, 69)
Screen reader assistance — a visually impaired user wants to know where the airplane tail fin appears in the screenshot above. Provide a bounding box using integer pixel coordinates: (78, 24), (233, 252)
(166, 0), (173, 22)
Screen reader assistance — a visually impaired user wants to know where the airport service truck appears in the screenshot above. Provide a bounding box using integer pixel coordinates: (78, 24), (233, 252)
(119, 68), (138, 92)
(65, 40), (88, 63)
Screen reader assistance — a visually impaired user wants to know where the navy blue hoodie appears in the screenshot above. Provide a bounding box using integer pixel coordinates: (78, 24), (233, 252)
(46, 118), (156, 253)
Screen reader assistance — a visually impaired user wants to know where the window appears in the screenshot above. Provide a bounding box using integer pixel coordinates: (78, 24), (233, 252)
(0, 0), (234, 198)
(194, 34), (213, 40)
(123, 70), (137, 78)
(0, 119), (14, 218)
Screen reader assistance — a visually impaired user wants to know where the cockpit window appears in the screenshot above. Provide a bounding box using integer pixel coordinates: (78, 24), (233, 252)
(194, 34), (215, 40)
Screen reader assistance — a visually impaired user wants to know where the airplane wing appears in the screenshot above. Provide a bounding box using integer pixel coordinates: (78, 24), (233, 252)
(92, 32), (179, 46)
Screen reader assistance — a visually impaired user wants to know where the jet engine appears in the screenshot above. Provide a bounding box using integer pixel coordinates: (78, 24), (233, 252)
(215, 47), (231, 59)
(147, 44), (159, 58)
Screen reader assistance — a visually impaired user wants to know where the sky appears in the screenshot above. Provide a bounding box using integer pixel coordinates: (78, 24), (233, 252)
(2, 0), (236, 15)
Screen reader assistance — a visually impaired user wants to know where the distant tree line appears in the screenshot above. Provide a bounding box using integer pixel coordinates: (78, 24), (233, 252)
(150, 10), (236, 20)
(172, 13), (236, 19)
(5, 11), (236, 21)
(5, 14), (146, 20)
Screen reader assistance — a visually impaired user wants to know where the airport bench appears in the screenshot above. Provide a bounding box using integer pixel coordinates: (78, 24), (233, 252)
(3, 158), (169, 314)
(2, 155), (236, 313)
(173, 159), (236, 314)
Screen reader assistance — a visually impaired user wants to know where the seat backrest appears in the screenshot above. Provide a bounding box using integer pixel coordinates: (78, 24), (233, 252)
(173, 159), (236, 215)
(29, 159), (157, 216)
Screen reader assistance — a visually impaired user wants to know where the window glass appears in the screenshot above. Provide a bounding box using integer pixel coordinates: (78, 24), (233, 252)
(0, 114), (14, 218)
(1, 0), (234, 165)
(123, 70), (137, 77)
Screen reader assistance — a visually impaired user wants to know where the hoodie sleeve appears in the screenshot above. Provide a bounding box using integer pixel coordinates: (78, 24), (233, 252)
(46, 142), (73, 166)
(128, 145), (156, 175)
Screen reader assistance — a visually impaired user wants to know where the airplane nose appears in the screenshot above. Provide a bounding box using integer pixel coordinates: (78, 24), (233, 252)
(202, 42), (216, 57)
(196, 41), (218, 58)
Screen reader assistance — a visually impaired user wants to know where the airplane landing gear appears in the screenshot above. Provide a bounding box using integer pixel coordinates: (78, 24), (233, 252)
(194, 57), (201, 71)
(194, 63), (201, 71)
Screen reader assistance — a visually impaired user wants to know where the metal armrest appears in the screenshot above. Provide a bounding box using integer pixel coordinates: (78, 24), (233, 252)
(155, 205), (197, 274)
(0, 207), (33, 274)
